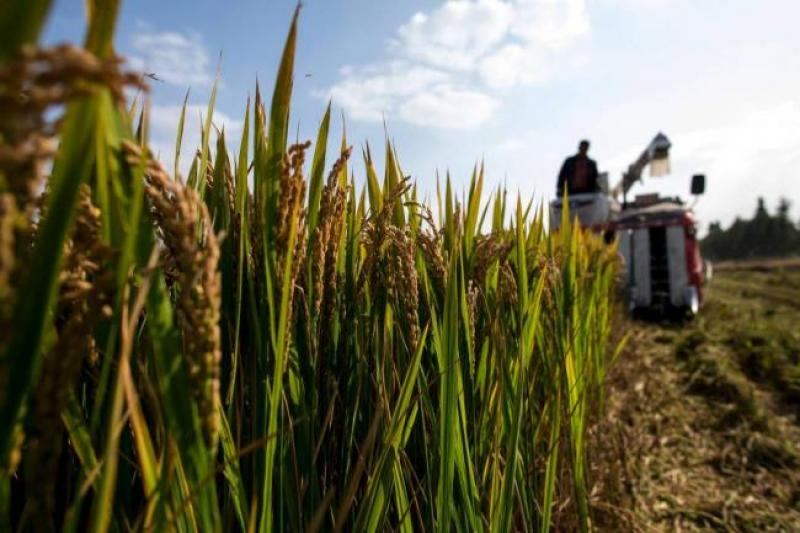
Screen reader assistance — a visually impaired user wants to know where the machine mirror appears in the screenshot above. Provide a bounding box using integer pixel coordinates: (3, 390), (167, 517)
(691, 174), (706, 195)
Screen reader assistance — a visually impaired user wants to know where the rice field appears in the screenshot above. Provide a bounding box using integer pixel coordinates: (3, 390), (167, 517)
(0, 3), (622, 531)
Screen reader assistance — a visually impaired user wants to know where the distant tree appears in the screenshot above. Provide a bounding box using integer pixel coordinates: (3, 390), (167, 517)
(777, 198), (791, 220)
(756, 197), (768, 218)
(701, 197), (800, 260)
(774, 198), (795, 255)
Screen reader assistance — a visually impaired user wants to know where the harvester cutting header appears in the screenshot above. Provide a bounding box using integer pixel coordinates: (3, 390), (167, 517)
(551, 133), (708, 318)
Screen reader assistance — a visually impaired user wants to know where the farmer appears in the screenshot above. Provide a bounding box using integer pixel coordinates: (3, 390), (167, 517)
(556, 139), (600, 196)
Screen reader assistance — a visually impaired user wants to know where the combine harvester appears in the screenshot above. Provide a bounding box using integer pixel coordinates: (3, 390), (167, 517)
(551, 133), (708, 318)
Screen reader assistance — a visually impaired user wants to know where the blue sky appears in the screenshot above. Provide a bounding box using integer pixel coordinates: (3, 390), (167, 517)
(44, 0), (800, 230)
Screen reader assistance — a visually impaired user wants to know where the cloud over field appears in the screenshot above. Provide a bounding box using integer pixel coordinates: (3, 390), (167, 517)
(129, 26), (212, 87)
(320, 0), (590, 130)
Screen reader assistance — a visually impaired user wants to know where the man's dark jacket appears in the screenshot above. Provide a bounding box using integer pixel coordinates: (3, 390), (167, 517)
(556, 155), (599, 196)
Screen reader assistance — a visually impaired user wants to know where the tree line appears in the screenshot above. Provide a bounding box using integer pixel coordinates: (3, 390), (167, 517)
(701, 197), (800, 261)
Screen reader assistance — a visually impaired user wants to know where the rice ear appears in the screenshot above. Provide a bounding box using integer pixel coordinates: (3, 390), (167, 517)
(123, 140), (222, 453)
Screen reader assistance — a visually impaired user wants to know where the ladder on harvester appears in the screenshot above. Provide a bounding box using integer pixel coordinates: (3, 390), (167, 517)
(648, 227), (671, 311)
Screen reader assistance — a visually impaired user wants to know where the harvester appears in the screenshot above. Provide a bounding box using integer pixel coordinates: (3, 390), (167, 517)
(550, 133), (708, 317)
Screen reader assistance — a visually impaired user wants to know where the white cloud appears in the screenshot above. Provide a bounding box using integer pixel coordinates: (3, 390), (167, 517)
(130, 30), (212, 87)
(475, 0), (592, 89)
(322, 62), (497, 130)
(479, 43), (552, 88)
(395, 0), (588, 70)
(321, 0), (590, 129)
(398, 85), (499, 130)
(595, 0), (674, 8)
(325, 62), (450, 122)
(511, 0), (590, 49)
(396, 0), (514, 71)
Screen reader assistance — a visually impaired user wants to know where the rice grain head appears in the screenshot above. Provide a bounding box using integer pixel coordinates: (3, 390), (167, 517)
(123, 140), (222, 452)
(386, 225), (419, 352)
(26, 184), (115, 526)
(311, 146), (351, 317)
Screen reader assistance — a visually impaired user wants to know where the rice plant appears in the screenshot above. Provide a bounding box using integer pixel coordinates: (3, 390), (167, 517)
(0, 2), (621, 531)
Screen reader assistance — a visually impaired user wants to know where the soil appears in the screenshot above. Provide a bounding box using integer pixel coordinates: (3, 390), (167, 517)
(590, 260), (800, 531)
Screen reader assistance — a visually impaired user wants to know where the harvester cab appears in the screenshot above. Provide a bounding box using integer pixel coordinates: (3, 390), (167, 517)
(550, 133), (709, 318)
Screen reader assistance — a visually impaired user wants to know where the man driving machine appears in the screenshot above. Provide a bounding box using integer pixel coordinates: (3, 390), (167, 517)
(557, 139), (599, 196)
